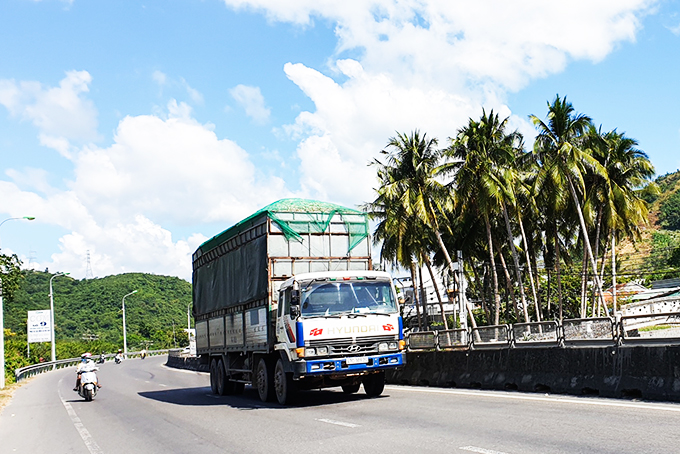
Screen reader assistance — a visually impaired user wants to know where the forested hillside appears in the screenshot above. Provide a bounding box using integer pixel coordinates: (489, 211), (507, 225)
(5, 271), (191, 349)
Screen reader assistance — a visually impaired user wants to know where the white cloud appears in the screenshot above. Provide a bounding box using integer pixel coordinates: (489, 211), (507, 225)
(0, 70), (100, 147)
(152, 70), (167, 86)
(0, 99), (294, 280)
(221, 0), (656, 208)
(229, 84), (271, 124)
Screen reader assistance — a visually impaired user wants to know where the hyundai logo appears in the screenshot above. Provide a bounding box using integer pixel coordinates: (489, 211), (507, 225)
(347, 344), (361, 353)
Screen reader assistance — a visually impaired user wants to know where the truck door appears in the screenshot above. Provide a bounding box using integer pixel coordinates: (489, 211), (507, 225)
(276, 288), (298, 354)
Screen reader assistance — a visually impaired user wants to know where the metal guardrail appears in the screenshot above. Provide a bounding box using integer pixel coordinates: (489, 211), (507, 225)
(513, 321), (560, 347)
(14, 349), (169, 383)
(620, 312), (680, 344)
(404, 314), (680, 351)
(471, 324), (512, 349)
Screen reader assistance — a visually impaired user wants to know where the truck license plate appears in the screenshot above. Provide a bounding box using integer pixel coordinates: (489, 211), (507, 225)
(346, 356), (368, 365)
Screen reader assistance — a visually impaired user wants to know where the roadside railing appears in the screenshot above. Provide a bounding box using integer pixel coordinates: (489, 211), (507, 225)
(405, 314), (680, 351)
(14, 349), (169, 383)
(620, 312), (680, 344)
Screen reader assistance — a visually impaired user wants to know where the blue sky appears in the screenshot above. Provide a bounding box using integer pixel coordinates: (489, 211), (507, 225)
(1, 0), (679, 281)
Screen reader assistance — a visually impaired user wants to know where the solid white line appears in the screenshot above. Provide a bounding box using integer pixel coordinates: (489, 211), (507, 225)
(385, 385), (680, 413)
(460, 446), (509, 454)
(57, 381), (104, 454)
(316, 418), (360, 428)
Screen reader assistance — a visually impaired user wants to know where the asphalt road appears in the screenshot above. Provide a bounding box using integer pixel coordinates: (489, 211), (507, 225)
(2, 355), (680, 454)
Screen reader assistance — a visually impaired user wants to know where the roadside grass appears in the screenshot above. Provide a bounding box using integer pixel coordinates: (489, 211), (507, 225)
(0, 381), (23, 414)
(639, 324), (674, 332)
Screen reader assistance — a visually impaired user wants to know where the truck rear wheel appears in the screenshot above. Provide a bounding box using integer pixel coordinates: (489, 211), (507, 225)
(341, 383), (361, 394)
(216, 359), (227, 396)
(255, 358), (274, 402)
(274, 359), (296, 405)
(209, 359), (218, 394)
(363, 372), (385, 398)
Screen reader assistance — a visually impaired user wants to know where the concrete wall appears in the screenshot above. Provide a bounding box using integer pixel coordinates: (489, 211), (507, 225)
(387, 345), (680, 402)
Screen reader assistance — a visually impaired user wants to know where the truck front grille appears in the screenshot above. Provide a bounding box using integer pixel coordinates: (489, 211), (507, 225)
(306, 335), (398, 355)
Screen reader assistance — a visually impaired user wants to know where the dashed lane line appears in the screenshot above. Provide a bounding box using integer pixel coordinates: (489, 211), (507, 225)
(57, 379), (104, 454)
(315, 418), (360, 428)
(460, 446), (510, 454)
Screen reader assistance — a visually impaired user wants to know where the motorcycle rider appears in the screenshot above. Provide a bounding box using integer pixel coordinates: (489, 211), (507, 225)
(74, 352), (100, 391)
(115, 349), (123, 363)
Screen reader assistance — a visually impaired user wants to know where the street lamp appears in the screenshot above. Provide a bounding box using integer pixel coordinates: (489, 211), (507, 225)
(187, 301), (192, 331)
(1, 216), (35, 389)
(122, 290), (138, 355)
(49, 272), (69, 363)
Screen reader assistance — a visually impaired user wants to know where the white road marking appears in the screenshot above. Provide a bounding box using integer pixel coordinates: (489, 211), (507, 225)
(386, 385), (680, 413)
(316, 418), (360, 428)
(460, 446), (509, 454)
(57, 380), (104, 454)
(159, 383), (167, 387)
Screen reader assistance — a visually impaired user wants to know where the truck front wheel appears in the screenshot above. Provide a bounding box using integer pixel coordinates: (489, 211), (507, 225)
(362, 372), (385, 398)
(255, 358), (274, 402)
(274, 359), (296, 405)
(209, 359), (218, 394)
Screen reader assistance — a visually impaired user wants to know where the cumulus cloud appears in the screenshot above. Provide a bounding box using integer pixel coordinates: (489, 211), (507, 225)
(0, 70), (100, 150)
(229, 84), (271, 124)
(220, 0), (655, 207)
(0, 96), (293, 279)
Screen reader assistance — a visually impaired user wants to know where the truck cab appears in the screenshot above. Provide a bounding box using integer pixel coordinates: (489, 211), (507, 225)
(274, 270), (406, 400)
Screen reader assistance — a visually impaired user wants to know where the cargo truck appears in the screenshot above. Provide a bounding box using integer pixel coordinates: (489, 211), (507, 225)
(192, 199), (405, 404)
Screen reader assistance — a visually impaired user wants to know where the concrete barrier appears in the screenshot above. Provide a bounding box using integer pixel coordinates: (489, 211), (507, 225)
(387, 345), (680, 402)
(166, 354), (209, 372)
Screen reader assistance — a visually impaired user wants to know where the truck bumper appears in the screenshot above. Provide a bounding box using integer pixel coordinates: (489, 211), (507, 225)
(294, 351), (405, 376)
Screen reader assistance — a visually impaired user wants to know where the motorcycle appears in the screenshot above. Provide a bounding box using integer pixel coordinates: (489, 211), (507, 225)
(77, 367), (99, 401)
(114, 355), (122, 364)
(96, 354), (106, 364)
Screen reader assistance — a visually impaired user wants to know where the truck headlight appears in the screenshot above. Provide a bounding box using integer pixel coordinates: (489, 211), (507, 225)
(316, 346), (328, 355)
(306, 348), (316, 357)
(388, 342), (398, 350)
(378, 342), (389, 352)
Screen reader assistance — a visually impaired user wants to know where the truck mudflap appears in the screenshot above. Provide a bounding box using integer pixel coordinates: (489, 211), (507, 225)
(294, 352), (405, 376)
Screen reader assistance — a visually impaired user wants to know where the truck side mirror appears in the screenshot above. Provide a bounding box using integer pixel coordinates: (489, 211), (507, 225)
(290, 305), (300, 318)
(291, 289), (300, 304)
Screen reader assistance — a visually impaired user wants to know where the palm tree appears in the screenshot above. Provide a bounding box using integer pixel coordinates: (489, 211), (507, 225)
(531, 95), (609, 316)
(366, 130), (455, 330)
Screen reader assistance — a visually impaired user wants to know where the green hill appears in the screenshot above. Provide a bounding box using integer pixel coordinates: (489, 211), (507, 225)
(5, 270), (192, 349)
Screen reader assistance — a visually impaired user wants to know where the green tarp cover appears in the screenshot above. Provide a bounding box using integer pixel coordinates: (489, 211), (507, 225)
(196, 198), (369, 256)
(193, 199), (369, 316)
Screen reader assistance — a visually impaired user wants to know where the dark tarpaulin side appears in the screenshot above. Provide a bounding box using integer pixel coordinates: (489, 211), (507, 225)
(193, 235), (268, 317)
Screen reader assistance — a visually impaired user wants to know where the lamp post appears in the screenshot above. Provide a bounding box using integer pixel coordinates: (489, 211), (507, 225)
(1, 216), (35, 389)
(49, 272), (68, 363)
(187, 301), (192, 331)
(122, 290), (138, 355)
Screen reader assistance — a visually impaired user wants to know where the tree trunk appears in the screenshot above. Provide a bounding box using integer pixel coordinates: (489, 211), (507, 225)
(495, 240), (519, 321)
(555, 226), (564, 321)
(516, 208), (541, 321)
(566, 175), (608, 315)
(409, 262), (422, 331)
(419, 265), (428, 329)
(425, 256), (449, 331)
(484, 213), (503, 326)
(501, 201), (529, 323)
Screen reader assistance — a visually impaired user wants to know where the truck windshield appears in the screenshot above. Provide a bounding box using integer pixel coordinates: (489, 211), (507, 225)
(300, 280), (398, 317)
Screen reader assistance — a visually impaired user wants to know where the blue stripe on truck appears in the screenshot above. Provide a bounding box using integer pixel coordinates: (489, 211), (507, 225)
(302, 352), (405, 375)
(296, 321), (304, 347)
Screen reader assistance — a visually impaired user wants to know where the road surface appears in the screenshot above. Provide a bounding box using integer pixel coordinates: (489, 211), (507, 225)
(2, 355), (679, 454)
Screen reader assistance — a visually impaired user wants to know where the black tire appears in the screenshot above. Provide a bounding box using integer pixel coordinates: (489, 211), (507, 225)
(209, 359), (218, 394)
(85, 387), (93, 402)
(363, 372), (385, 398)
(341, 383), (361, 394)
(274, 359), (296, 405)
(216, 359), (227, 396)
(255, 358), (275, 402)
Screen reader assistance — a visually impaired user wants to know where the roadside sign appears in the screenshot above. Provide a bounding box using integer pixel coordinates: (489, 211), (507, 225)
(27, 310), (51, 343)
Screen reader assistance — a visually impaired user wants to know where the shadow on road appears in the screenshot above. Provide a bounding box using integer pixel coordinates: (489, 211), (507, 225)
(138, 386), (387, 409)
